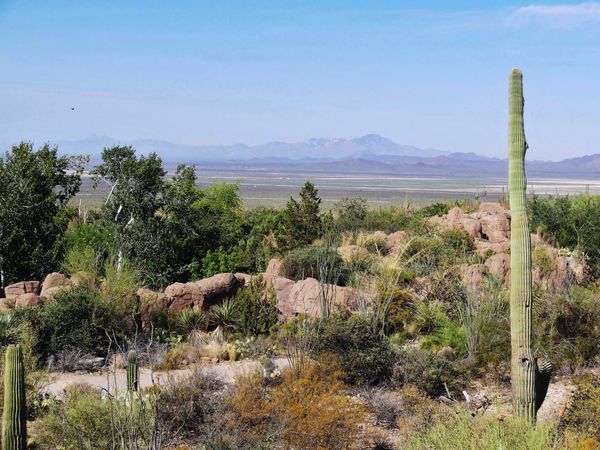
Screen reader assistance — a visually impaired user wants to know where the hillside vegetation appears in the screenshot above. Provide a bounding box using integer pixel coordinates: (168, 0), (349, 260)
(0, 142), (599, 448)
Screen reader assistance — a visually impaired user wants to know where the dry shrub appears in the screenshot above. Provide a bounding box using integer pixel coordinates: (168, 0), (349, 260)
(155, 369), (224, 445)
(224, 357), (367, 449)
(158, 340), (228, 370)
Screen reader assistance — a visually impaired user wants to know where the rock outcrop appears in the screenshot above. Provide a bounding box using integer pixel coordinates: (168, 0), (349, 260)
(4, 281), (40, 300)
(277, 277), (358, 320)
(430, 203), (591, 292)
(40, 272), (72, 299)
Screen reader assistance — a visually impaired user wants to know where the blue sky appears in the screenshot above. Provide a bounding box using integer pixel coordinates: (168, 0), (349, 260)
(1, 1), (599, 160)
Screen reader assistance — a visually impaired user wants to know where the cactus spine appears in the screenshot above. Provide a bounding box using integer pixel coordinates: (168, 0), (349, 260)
(127, 350), (139, 393)
(508, 68), (551, 422)
(2, 345), (27, 450)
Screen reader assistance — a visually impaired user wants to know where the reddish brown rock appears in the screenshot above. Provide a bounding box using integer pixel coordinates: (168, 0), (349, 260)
(164, 273), (242, 312)
(485, 253), (510, 283)
(385, 230), (408, 254)
(457, 264), (488, 292)
(15, 293), (43, 308)
(278, 277), (358, 320)
(4, 281), (40, 300)
(41, 272), (72, 299)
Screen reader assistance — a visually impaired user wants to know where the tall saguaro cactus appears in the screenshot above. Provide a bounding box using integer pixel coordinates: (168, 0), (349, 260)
(2, 345), (27, 450)
(127, 350), (139, 393)
(508, 68), (551, 422)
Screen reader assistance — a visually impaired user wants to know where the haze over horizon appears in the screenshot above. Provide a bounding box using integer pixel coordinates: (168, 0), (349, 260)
(2, 1), (600, 160)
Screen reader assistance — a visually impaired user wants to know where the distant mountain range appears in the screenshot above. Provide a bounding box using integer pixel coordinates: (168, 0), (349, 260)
(45, 134), (600, 178)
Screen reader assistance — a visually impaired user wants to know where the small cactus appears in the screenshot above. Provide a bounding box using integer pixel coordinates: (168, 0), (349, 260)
(127, 350), (139, 393)
(2, 345), (27, 450)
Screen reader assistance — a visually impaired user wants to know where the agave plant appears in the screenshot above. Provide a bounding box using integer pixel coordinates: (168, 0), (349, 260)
(209, 298), (240, 334)
(0, 313), (23, 348)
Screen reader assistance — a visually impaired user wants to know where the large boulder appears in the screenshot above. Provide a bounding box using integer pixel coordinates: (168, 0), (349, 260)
(4, 281), (40, 300)
(277, 277), (358, 320)
(164, 273), (242, 312)
(40, 272), (72, 299)
(15, 293), (44, 308)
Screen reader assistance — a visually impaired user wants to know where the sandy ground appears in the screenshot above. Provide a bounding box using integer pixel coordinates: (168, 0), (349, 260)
(43, 357), (290, 396)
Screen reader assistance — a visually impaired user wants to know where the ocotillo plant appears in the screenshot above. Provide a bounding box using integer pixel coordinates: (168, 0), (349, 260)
(2, 345), (27, 450)
(508, 68), (551, 422)
(127, 350), (139, 393)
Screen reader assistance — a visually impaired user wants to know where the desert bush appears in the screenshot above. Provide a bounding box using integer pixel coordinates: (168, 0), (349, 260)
(281, 245), (347, 284)
(155, 369), (224, 444)
(561, 374), (600, 441)
(36, 382), (155, 449)
(312, 311), (395, 385)
(417, 202), (449, 218)
(534, 285), (600, 371)
(223, 358), (366, 449)
(14, 284), (116, 359)
(403, 412), (560, 450)
(35, 383), (115, 449)
(363, 388), (404, 429)
(233, 275), (278, 336)
(61, 245), (100, 287)
(440, 228), (475, 256)
(392, 348), (467, 398)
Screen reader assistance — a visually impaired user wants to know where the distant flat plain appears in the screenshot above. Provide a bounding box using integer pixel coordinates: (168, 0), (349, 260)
(76, 167), (600, 210)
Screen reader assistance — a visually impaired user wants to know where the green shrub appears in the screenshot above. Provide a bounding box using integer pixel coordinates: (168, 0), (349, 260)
(312, 311), (395, 385)
(35, 384), (114, 449)
(392, 348), (467, 397)
(561, 374), (600, 441)
(233, 275), (278, 336)
(418, 202), (449, 218)
(14, 285), (116, 359)
(281, 245), (347, 284)
(403, 412), (559, 450)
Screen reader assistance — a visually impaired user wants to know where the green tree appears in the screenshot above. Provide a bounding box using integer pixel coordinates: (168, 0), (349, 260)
(0, 142), (85, 286)
(281, 181), (322, 249)
(333, 197), (367, 230)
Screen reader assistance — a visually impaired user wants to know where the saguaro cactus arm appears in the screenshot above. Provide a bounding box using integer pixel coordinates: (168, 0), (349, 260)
(2, 344), (27, 450)
(508, 68), (551, 422)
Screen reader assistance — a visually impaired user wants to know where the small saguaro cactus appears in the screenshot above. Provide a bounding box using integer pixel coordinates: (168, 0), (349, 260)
(2, 345), (27, 450)
(127, 350), (139, 393)
(508, 68), (552, 422)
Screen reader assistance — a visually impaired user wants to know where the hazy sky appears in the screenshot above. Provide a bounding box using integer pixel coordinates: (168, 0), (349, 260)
(1, 1), (599, 160)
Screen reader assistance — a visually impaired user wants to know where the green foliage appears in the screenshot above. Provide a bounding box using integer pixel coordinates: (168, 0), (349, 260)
(2, 345), (27, 450)
(333, 197), (368, 230)
(194, 247), (237, 279)
(233, 276), (278, 336)
(562, 374), (600, 441)
(418, 202), (449, 218)
(35, 384), (154, 449)
(14, 285), (115, 359)
(312, 311), (395, 385)
(393, 348), (467, 397)
(0, 142), (85, 285)
(280, 181), (322, 249)
(403, 412), (559, 450)
(209, 299), (240, 333)
(530, 193), (600, 274)
(177, 309), (207, 334)
(281, 245), (347, 284)
(533, 285), (600, 370)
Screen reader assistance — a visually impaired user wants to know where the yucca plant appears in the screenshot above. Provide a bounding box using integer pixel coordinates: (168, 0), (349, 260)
(209, 299), (239, 335)
(177, 309), (207, 335)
